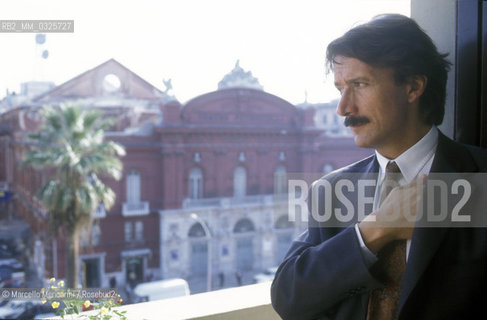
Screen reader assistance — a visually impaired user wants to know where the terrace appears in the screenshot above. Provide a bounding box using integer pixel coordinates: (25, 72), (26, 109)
(74, 282), (280, 320)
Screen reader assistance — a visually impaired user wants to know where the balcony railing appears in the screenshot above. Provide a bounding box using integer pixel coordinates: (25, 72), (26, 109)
(183, 194), (288, 209)
(122, 201), (150, 216)
(74, 282), (280, 320)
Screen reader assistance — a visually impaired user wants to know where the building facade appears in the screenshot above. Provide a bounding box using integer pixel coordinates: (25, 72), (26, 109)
(0, 59), (371, 292)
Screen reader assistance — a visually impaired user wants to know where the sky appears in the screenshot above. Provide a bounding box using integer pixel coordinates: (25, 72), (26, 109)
(0, 0), (410, 105)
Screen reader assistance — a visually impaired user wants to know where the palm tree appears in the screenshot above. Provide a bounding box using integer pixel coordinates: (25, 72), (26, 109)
(23, 104), (125, 288)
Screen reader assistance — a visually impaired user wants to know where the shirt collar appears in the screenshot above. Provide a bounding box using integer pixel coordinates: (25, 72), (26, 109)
(375, 126), (438, 183)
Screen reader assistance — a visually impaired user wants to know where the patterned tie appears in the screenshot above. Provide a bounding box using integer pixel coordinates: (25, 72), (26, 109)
(366, 161), (407, 320)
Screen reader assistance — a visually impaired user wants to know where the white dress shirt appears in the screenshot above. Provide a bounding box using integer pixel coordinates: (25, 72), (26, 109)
(355, 126), (439, 266)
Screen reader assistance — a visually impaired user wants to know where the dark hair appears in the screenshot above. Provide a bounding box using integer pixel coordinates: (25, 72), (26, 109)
(326, 14), (451, 125)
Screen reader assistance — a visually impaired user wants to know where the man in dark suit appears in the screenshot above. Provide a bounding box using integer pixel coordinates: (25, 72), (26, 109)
(271, 14), (487, 320)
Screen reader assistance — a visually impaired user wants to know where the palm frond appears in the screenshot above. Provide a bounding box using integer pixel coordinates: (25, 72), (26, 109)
(22, 103), (126, 234)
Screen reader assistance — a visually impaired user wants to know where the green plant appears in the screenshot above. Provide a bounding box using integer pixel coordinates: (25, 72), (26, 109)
(22, 104), (125, 288)
(42, 278), (127, 320)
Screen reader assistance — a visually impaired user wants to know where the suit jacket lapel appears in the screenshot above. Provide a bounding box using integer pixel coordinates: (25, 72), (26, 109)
(360, 156), (380, 218)
(365, 155), (380, 174)
(398, 131), (479, 313)
(328, 155), (378, 230)
(398, 224), (447, 313)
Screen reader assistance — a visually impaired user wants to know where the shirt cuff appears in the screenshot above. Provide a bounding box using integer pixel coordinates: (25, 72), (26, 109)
(354, 223), (378, 268)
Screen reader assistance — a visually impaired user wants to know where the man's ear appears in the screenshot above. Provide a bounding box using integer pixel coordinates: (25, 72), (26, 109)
(407, 75), (427, 104)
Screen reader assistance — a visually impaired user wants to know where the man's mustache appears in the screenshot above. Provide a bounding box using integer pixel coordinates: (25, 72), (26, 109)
(344, 116), (370, 127)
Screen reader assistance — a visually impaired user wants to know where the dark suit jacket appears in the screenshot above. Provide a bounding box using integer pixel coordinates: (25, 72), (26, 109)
(271, 132), (487, 320)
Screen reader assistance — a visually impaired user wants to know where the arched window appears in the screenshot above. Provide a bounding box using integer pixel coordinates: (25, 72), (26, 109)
(233, 166), (247, 198)
(274, 215), (294, 229)
(126, 170), (141, 204)
(193, 152), (201, 163)
(238, 152), (246, 162)
(233, 218), (255, 271)
(274, 216), (294, 263)
(233, 218), (255, 233)
(274, 165), (287, 194)
(188, 222), (208, 276)
(188, 223), (206, 238)
(189, 168), (203, 199)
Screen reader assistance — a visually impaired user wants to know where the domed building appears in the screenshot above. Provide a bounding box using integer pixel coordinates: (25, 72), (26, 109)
(0, 59), (370, 293)
(157, 62), (319, 287)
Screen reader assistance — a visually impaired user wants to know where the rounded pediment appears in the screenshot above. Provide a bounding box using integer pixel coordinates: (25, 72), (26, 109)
(181, 88), (299, 127)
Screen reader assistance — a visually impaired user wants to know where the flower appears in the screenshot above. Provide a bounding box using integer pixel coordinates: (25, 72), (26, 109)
(41, 298), (46, 304)
(58, 280), (64, 287)
(49, 277), (56, 282)
(108, 299), (114, 305)
(83, 300), (91, 309)
(52, 301), (60, 309)
(100, 307), (108, 314)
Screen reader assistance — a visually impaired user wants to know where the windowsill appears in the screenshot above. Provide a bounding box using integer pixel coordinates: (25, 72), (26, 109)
(122, 201), (150, 216)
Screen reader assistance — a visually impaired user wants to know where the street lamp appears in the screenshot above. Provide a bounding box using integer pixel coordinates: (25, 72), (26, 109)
(190, 213), (212, 292)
